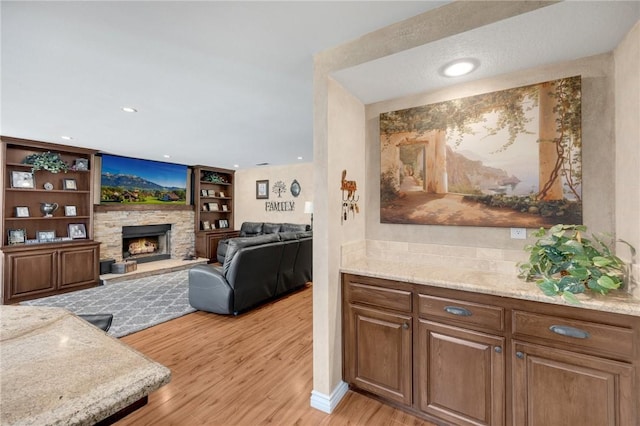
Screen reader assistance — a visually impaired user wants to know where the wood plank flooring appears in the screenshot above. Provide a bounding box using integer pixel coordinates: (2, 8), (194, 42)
(118, 285), (434, 426)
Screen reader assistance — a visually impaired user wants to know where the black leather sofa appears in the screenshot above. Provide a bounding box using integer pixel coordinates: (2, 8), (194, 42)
(188, 230), (312, 315)
(216, 221), (310, 263)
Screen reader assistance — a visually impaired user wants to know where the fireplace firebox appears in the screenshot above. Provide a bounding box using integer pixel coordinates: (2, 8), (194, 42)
(122, 224), (171, 264)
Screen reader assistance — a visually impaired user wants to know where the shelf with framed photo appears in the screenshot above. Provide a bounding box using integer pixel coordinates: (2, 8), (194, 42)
(192, 165), (237, 261)
(1, 136), (100, 303)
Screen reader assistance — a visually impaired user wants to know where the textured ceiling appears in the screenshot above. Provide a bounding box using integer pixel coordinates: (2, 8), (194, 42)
(2, 1), (638, 169)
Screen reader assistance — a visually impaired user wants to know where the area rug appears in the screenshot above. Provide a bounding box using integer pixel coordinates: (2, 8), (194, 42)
(21, 270), (195, 338)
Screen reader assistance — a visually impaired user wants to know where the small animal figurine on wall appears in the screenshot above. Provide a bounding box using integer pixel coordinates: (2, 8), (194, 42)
(341, 170), (359, 223)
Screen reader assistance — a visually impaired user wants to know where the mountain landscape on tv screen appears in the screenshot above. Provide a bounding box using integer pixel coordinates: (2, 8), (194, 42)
(99, 154), (187, 204)
(101, 173), (183, 191)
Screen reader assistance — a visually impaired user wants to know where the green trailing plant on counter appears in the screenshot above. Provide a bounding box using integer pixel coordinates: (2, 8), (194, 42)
(22, 151), (69, 173)
(517, 224), (635, 304)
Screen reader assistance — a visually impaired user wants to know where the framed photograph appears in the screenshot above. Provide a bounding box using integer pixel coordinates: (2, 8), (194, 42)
(64, 205), (77, 216)
(74, 158), (89, 171)
(219, 219), (229, 229)
(200, 189), (208, 197)
(256, 180), (269, 199)
(63, 178), (77, 190)
(222, 204), (229, 212)
(10, 171), (35, 189)
(210, 222), (216, 230)
(14, 206), (30, 218)
(208, 202), (219, 211)
(202, 221), (211, 230)
(201, 204), (209, 211)
(37, 230), (56, 242)
(68, 223), (87, 239)
(7, 229), (26, 245)
(207, 189), (216, 197)
(219, 191), (225, 198)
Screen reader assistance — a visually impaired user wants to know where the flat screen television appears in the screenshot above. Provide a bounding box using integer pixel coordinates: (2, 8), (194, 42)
(100, 154), (188, 204)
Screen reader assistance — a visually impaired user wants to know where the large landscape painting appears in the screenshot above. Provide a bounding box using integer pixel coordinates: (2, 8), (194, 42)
(380, 76), (582, 228)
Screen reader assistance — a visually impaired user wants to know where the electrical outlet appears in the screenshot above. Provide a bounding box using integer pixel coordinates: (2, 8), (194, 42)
(510, 228), (527, 239)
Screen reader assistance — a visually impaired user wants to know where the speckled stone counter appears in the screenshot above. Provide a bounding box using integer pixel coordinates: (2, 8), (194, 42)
(0, 305), (171, 425)
(341, 257), (640, 317)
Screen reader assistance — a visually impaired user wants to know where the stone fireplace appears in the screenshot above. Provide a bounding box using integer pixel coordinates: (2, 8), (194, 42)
(94, 206), (195, 263)
(122, 224), (171, 263)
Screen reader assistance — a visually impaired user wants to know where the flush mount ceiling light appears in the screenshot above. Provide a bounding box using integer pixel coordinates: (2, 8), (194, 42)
(61, 136), (73, 141)
(163, 154), (171, 159)
(440, 58), (480, 77)
(121, 106), (137, 113)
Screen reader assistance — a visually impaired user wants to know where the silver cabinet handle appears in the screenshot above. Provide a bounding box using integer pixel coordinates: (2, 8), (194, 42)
(444, 306), (472, 317)
(402, 322), (410, 330)
(549, 325), (590, 339)
(516, 351), (524, 359)
(494, 346), (502, 353)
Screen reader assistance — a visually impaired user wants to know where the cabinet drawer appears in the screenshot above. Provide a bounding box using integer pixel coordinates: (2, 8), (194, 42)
(348, 282), (412, 313)
(512, 311), (633, 359)
(418, 294), (504, 331)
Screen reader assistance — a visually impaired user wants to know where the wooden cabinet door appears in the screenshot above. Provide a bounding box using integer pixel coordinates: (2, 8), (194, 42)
(345, 305), (413, 405)
(5, 250), (56, 302)
(59, 244), (99, 289)
(512, 341), (634, 426)
(417, 320), (505, 426)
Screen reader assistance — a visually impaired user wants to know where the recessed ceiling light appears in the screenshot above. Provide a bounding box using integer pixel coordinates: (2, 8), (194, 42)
(163, 154), (171, 159)
(121, 106), (137, 113)
(233, 164), (239, 168)
(61, 136), (73, 141)
(440, 58), (479, 77)
(297, 156), (303, 160)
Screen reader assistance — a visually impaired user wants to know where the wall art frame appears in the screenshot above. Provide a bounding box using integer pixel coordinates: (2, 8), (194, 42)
(256, 180), (269, 199)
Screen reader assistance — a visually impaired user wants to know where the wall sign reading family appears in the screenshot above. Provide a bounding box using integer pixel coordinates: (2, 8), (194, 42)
(380, 75), (582, 228)
(265, 201), (295, 212)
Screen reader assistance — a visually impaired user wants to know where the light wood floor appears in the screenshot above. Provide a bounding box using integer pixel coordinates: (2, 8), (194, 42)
(118, 285), (434, 426)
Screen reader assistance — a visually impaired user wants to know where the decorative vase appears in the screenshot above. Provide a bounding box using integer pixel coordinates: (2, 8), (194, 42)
(40, 202), (59, 217)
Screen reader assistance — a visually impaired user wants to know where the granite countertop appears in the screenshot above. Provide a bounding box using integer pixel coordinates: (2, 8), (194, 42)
(0, 305), (171, 426)
(341, 258), (640, 317)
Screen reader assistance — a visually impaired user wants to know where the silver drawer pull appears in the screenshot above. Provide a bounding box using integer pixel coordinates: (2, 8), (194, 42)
(549, 325), (590, 339)
(444, 306), (472, 317)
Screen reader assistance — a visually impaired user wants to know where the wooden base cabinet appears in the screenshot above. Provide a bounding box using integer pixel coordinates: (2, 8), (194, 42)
(342, 273), (639, 426)
(3, 241), (100, 304)
(418, 320), (505, 426)
(346, 305), (413, 405)
(343, 276), (413, 406)
(195, 230), (240, 263)
(512, 341), (633, 426)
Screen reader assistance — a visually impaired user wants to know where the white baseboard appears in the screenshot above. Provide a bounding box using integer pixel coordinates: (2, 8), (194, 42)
(310, 381), (349, 413)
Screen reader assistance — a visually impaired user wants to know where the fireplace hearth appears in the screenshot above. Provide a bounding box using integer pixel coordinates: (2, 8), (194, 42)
(122, 224), (171, 264)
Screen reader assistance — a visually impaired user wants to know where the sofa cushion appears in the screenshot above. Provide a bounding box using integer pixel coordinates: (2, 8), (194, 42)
(278, 231), (299, 242)
(223, 233), (280, 275)
(263, 222), (282, 234)
(239, 222), (264, 237)
(281, 223), (309, 233)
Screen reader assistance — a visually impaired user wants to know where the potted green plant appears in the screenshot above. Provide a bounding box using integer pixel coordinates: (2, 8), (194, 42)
(22, 151), (68, 173)
(518, 224), (635, 303)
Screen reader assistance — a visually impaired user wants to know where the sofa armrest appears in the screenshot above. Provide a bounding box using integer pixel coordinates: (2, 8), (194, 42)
(188, 265), (234, 314)
(217, 239), (231, 263)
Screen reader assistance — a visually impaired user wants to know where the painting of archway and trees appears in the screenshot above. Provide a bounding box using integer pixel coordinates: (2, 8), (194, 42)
(380, 75), (582, 228)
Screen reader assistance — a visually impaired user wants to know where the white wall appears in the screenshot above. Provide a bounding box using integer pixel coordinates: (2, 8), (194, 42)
(614, 21), (640, 298)
(234, 163), (313, 229)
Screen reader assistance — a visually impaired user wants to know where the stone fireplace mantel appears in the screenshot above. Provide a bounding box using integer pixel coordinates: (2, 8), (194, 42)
(94, 206), (195, 262)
